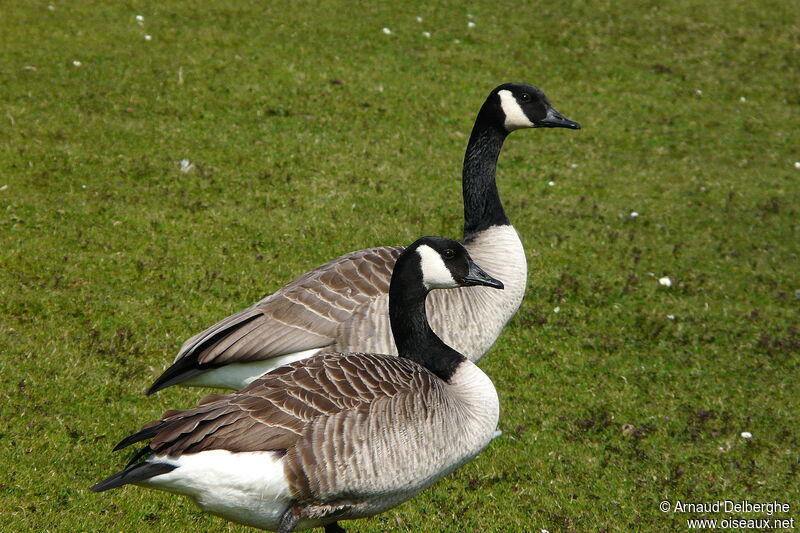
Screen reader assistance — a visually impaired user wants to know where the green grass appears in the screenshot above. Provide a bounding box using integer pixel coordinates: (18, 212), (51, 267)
(1, 0), (799, 531)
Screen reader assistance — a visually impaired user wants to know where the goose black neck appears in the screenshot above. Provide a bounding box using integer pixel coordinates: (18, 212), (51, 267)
(389, 278), (466, 382)
(462, 112), (510, 241)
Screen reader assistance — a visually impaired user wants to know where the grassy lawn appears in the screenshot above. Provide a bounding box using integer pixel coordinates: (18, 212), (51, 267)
(1, 0), (799, 531)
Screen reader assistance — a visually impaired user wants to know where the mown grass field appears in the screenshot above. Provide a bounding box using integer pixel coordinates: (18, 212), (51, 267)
(1, 0), (799, 531)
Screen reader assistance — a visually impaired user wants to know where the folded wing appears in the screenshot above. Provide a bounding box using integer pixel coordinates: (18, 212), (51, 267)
(148, 246), (404, 393)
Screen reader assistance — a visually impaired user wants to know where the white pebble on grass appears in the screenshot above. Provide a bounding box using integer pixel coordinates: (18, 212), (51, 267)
(630, 211), (639, 218)
(72, 60), (82, 67)
(553, 306), (560, 313)
(548, 181), (555, 186)
(144, 34), (152, 41)
(382, 27), (392, 35)
(739, 96), (747, 102)
(741, 431), (752, 439)
(658, 277), (672, 287)
(570, 163), (578, 168)
(0, 185), (8, 191)
(48, 4), (55, 10)
(794, 161), (800, 169)
(180, 159), (194, 173)
(694, 89), (703, 95)
(667, 315), (675, 320)
(467, 21), (476, 28)
(416, 16), (423, 22)
(422, 31), (431, 38)
(136, 15), (144, 21)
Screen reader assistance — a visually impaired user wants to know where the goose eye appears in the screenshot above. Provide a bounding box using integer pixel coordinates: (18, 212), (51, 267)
(519, 93), (531, 102)
(442, 249), (455, 259)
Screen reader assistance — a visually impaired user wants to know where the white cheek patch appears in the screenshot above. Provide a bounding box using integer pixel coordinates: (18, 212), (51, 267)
(498, 89), (534, 131)
(417, 245), (457, 290)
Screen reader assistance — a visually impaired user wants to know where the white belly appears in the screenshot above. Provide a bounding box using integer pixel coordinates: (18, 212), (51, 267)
(141, 450), (295, 531)
(182, 348), (322, 390)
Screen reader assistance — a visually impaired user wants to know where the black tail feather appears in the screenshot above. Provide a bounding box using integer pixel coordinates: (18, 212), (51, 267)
(126, 444), (157, 468)
(90, 461), (177, 492)
(113, 421), (170, 452)
(146, 314), (261, 395)
(146, 361), (209, 396)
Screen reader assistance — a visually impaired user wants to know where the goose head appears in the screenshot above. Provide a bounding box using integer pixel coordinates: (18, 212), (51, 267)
(396, 236), (504, 292)
(483, 83), (581, 132)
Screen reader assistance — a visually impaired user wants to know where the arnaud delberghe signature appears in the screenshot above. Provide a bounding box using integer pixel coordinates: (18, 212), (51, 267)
(672, 500), (790, 515)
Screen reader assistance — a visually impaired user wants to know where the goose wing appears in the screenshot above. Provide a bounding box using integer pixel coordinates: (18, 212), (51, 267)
(122, 353), (430, 460)
(148, 246), (404, 393)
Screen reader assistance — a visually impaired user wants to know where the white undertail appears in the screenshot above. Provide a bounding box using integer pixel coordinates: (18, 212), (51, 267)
(141, 450), (296, 531)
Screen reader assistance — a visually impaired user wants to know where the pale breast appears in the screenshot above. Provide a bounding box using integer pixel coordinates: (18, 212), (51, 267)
(432, 225), (527, 361)
(334, 225), (526, 362)
(288, 361), (499, 520)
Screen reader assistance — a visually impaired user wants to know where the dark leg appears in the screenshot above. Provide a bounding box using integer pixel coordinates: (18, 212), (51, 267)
(324, 522), (346, 533)
(277, 507), (300, 533)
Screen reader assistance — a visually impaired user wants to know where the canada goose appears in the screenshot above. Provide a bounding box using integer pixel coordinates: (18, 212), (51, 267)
(93, 237), (505, 532)
(147, 83), (579, 394)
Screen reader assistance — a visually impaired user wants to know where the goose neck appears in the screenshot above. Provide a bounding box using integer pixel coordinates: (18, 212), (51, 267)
(462, 119), (510, 241)
(389, 284), (465, 382)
